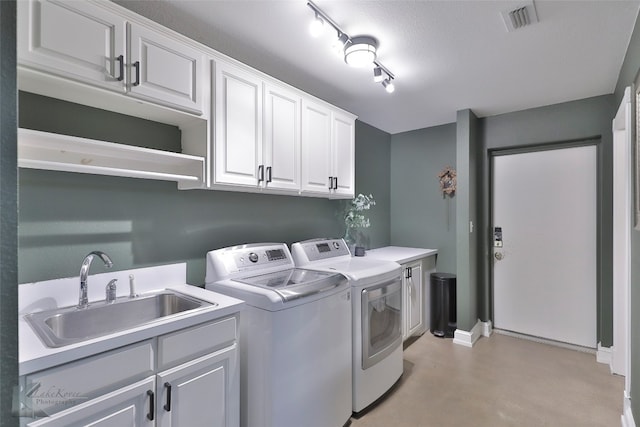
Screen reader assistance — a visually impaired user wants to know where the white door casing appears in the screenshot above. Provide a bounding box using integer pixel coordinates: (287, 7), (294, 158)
(612, 87), (631, 381)
(492, 146), (597, 348)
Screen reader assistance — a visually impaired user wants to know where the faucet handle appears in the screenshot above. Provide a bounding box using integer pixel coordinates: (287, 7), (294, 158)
(106, 279), (118, 303)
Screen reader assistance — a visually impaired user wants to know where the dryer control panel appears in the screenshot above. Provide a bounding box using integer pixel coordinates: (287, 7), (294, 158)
(291, 238), (351, 265)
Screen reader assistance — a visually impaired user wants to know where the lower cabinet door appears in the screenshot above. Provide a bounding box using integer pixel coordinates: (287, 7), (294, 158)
(27, 377), (155, 427)
(156, 345), (238, 427)
(407, 262), (424, 337)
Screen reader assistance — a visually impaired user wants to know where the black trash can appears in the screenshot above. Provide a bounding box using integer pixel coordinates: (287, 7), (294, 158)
(430, 273), (457, 338)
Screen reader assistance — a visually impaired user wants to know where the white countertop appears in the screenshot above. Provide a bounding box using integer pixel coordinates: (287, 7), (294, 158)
(19, 263), (244, 376)
(365, 246), (438, 264)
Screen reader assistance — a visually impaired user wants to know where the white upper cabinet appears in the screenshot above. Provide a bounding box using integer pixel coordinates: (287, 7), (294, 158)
(129, 23), (204, 114)
(213, 59), (263, 187)
(301, 100), (355, 198)
(17, 0), (355, 198)
(18, 0), (127, 92)
(332, 111), (356, 197)
(301, 99), (333, 195)
(264, 83), (301, 192)
(18, 0), (204, 115)
(213, 60), (302, 193)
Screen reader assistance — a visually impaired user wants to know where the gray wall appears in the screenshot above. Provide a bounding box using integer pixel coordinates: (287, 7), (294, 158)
(0, 1), (18, 425)
(390, 123), (457, 274)
(479, 95), (615, 344)
(18, 94), (391, 285)
(613, 10), (640, 422)
(354, 121), (391, 249)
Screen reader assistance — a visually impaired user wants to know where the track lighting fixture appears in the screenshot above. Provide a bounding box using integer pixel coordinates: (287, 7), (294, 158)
(373, 67), (384, 83)
(307, 1), (396, 93)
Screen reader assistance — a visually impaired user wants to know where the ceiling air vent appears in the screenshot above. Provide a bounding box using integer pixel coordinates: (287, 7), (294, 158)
(501, 1), (538, 32)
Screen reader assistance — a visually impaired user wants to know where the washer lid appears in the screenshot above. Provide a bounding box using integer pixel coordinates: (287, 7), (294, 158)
(233, 268), (346, 302)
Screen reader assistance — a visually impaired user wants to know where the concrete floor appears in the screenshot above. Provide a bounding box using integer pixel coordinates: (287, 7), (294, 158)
(350, 333), (624, 427)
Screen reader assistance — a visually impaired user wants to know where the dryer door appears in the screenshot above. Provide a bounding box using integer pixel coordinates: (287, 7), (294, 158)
(361, 278), (402, 369)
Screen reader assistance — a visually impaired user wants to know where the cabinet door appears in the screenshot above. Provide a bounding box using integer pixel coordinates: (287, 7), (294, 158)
(301, 99), (332, 194)
(129, 23), (204, 114)
(18, 0), (127, 92)
(156, 346), (239, 427)
(406, 262), (424, 338)
(214, 60), (263, 188)
(331, 111), (355, 198)
(27, 377), (155, 427)
(264, 84), (301, 192)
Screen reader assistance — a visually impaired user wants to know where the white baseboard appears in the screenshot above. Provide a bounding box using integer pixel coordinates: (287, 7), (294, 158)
(596, 342), (613, 372)
(621, 394), (636, 427)
(453, 319), (483, 348)
(481, 320), (493, 337)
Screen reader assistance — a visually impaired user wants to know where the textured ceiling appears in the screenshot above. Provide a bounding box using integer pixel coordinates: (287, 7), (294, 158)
(116, 0), (640, 134)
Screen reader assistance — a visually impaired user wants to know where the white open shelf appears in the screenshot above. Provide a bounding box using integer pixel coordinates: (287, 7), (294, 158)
(18, 128), (206, 184)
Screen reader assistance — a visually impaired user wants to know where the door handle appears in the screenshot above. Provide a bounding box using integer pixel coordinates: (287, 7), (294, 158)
(133, 61), (140, 86)
(116, 55), (124, 81)
(266, 166), (272, 183)
(146, 390), (154, 421)
(163, 382), (172, 411)
(258, 165), (264, 183)
(494, 252), (504, 261)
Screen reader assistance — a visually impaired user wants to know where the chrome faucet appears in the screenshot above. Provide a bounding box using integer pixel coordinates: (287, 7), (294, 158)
(78, 251), (113, 309)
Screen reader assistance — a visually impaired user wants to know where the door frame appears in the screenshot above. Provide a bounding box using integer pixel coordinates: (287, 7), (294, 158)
(488, 138), (604, 346)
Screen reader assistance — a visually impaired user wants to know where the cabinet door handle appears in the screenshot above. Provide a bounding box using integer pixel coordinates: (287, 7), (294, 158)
(333, 176), (338, 190)
(146, 390), (155, 421)
(409, 267), (412, 278)
(116, 55), (124, 81)
(133, 61), (140, 86)
(258, 165), (264, 183)
(163, 382), (172, 411)
(266, 166), (272, 183)
(329, 176), (333, 189)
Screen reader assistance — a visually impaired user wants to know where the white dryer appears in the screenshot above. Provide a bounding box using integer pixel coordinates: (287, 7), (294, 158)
(205, 243), (352, 427)
(291, 238), (403, 414)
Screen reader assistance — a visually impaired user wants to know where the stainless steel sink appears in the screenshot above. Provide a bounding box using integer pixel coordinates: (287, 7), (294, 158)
(25, 291), (214, 348)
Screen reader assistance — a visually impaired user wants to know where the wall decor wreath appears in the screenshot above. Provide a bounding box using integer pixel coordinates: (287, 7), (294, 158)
(438, 166), (457, 196)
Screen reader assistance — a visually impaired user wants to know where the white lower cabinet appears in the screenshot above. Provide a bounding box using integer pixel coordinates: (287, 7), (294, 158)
(23, 316), (239, 427)
(402, 261), (423, 340)
(156, 347), (237, 427)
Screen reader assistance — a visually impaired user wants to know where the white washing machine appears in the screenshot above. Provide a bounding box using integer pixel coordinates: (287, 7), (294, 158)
(205, 243), (352, 427)
(291, 238), (403, 414)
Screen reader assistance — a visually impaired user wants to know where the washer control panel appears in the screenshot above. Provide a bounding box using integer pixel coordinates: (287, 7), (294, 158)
(206, 243), (294, 283)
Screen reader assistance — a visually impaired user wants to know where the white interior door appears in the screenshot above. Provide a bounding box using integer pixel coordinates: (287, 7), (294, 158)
(492, 146), (597, 348)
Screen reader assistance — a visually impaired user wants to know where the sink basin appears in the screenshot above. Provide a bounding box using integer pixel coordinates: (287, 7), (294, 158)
(25, 291), (214, 348)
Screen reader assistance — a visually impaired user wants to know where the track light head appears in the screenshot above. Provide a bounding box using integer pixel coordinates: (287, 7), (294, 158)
(332, 32), (350, 55)
(373, 67), (384, 83)
(382, 78), (395, 93)
(309, 13), (324, 37)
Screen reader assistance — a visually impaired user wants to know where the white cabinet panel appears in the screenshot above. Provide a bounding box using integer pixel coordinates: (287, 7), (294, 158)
(301, 100), (355, 198)
(129, 24), (204, 114)
(301, 100), (332, 194)
(264, 84), (301, 191)
(18, 0), (126, 92)
(156, 346), (238, 427)
(332, 112), (355, 197)
(406, 262), (423, 338)
(214, 60), (263, 187)
(27, 377), (155, 427)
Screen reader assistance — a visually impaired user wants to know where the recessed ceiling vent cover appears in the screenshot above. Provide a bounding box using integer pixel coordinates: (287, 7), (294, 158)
(501, 1), (538, 32)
